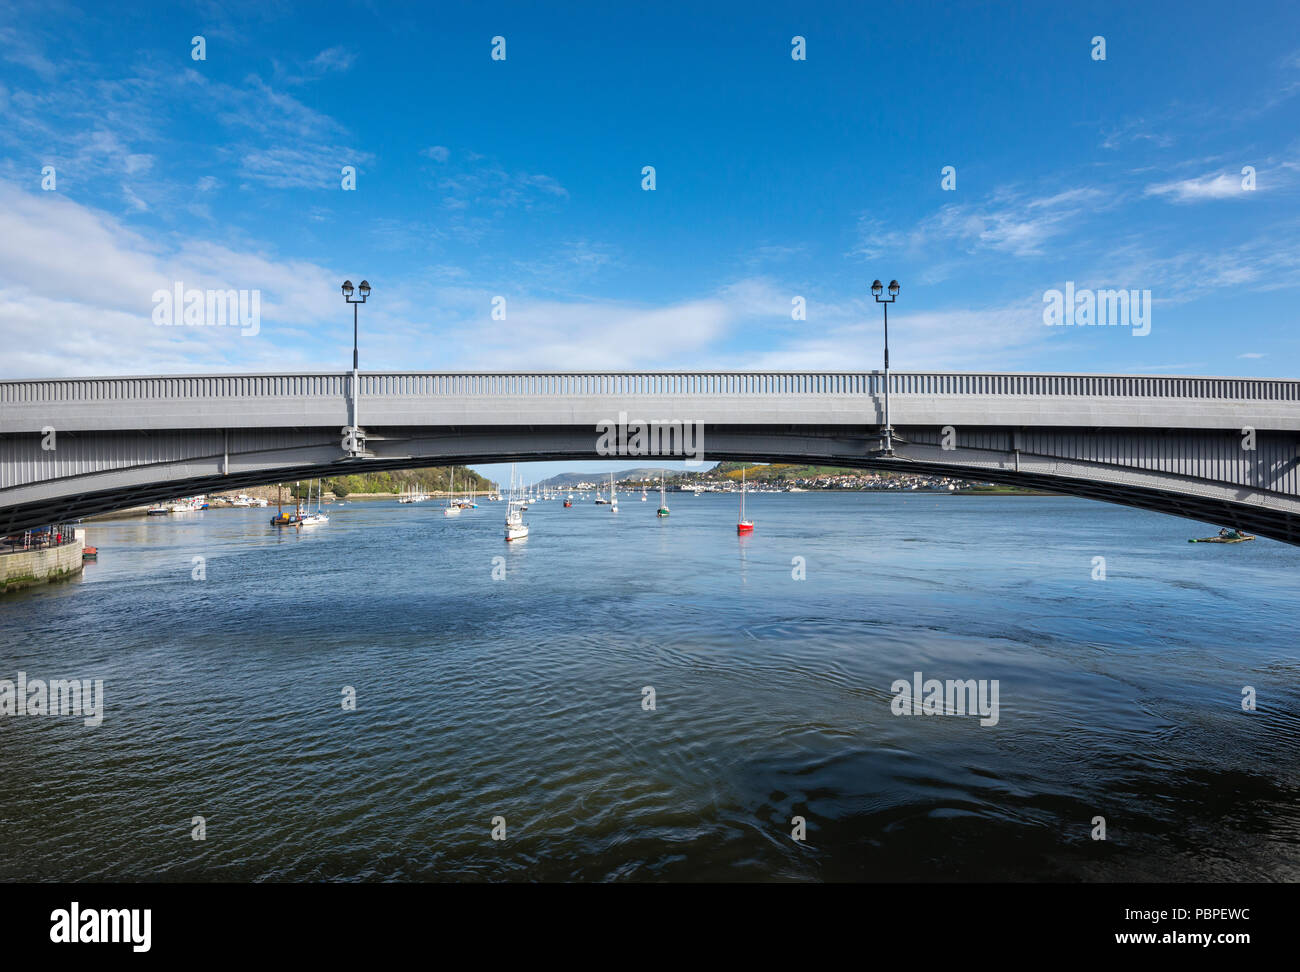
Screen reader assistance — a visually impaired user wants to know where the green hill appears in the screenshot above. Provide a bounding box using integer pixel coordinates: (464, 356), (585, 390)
(299, 466), (492, 498)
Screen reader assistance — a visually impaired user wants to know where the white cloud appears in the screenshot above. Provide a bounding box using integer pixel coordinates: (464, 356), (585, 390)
(308, 47), (356, 75)
(855, 186), (1109, 261)
(738, 299), (1050, 372)
(0, 180), (341, 377)
(1145, 172), (1246, 202)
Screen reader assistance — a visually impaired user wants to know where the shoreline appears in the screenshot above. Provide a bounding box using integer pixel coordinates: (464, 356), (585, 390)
(80, 487), (1045, 524)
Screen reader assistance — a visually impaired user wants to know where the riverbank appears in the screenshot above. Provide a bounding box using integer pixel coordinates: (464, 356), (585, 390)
(1, 528), (86, 593)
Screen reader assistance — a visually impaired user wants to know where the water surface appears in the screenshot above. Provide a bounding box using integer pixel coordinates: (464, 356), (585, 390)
(2, 492), (1298, 881)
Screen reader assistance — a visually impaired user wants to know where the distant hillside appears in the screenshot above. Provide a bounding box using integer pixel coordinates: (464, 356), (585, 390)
(708, 462), (908, 482)
(315, 465), (492, 497)
(538, 462), (887, 487)
(538, 467), (680, 487)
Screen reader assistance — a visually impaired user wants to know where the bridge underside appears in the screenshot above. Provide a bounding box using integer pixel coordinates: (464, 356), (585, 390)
(3, 423), (1299, 544)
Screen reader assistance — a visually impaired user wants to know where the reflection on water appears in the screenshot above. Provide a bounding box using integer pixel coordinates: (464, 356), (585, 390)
(1, 492), (1298, 881)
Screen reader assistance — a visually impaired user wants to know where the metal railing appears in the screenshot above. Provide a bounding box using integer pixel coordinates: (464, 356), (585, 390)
(2, 372), (1298, 403)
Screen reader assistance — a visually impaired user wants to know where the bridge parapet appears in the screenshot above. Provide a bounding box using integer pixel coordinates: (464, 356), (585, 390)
(4, 370), (1300, 403)
(2, 371), (1298, 434)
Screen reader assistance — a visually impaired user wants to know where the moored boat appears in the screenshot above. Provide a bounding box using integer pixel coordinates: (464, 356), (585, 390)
(297, 480), (329, 525)
(443, 471), (462, 516)
(1190, 529), (1255, 543)
(504, 464), (529, 540)
(737, 467), (754, 533)
(271, 482), (308, 526)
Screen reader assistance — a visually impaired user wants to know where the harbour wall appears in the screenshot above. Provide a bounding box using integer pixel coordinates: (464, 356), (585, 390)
(1, 529), (86, 593)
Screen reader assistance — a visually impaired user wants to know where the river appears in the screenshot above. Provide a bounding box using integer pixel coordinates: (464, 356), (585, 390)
(2, 490), (1298, 881)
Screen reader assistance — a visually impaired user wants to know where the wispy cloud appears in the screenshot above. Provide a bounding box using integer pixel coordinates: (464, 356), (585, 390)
(855, 185), (1110, 261)
(1099, 116), (1176, 151)
(271, 46), (358, 85)
(1146, 171), (1249, 202)
(424, 150), (569, 212)
(0, 25), (58, 80)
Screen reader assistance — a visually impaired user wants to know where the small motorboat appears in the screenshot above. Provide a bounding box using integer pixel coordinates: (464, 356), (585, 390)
(82, 546), (98, 559)
(1190, 531), (1255, 543)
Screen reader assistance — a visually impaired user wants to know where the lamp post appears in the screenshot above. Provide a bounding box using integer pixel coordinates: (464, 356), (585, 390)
(871, 279), (900, 455)
(341, 279), (371, 444)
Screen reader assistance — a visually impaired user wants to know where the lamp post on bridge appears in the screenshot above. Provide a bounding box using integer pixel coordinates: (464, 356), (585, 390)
(871, 279), (900, 455)
(341, 279), (371, 454)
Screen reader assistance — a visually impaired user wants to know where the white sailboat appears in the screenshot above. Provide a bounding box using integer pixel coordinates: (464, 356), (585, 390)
(505, 464), (529, 541)
(444, 470), (462, 516)
(299, 479), (329, 525)
(657, 472), (670, 517)
(610, 472), (618, 513)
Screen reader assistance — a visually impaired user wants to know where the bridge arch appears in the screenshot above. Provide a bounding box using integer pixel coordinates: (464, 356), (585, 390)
(3, 371), (1298, 543)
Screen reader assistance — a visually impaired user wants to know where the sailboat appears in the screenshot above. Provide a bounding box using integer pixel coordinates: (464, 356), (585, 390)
(657, 472), (670, 517)
(737, 467), (754, 533)
(641, 485), (647, 502)
(504, 464), (529, 541)
(610, 472), (618, 513)
(444, 469), (462, 516)
(299, 479), (329, 525)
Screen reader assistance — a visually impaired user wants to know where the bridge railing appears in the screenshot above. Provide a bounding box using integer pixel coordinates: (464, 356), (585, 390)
(3, 372), (1299, 403)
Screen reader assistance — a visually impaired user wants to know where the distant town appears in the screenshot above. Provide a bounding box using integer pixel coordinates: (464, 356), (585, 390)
(542, 463), (1036, 495)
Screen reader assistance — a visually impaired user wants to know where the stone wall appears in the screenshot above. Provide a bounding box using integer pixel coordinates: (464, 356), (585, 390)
(1, 529), (85, 593)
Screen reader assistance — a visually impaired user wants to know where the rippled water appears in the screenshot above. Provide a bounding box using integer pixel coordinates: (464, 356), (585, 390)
(2, 491), (1299, 882)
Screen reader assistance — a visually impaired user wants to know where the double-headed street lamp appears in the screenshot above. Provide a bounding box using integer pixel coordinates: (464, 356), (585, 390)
(871, 279), (900, 455)
(341, 279), (371, 448)
(341, 279), (371, 370)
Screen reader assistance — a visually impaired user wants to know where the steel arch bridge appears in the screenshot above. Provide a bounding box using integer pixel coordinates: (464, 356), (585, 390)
(2, 370), (1299, 543)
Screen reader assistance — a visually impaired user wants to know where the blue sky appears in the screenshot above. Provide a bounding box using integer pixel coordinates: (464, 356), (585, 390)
(1, 0), (1297, 481)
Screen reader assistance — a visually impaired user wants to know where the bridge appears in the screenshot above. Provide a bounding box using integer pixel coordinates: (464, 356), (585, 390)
(3, 370), (1299, 543)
